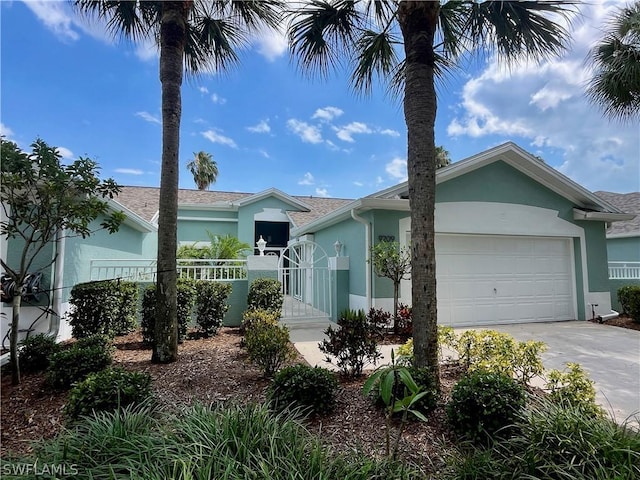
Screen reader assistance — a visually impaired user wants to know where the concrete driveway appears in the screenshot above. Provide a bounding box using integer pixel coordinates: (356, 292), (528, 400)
(486, 321), (640, 424)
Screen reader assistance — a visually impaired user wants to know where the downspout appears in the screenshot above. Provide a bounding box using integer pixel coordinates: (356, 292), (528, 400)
(49, 229), (65, 340)
(351, 209), (371, 309)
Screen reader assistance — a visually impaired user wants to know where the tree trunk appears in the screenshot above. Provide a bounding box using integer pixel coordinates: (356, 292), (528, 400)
(393, 281), (399, 335)
(10, 293), (22, 385)
(152, 2), (187, 364)
(398, 1), (440, 386)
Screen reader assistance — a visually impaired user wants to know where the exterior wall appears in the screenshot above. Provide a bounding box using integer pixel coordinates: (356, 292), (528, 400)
(223, 279), (248, 326)
(371, 210), (411, 302)
(237, 198), (297, 249)
(177, 208), (238, 243)
(607, 237), (640, 262)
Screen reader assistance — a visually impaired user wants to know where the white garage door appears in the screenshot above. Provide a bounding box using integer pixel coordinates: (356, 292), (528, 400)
(436, 234), (575, 326)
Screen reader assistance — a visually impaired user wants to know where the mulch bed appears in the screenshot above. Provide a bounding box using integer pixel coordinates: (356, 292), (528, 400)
(589, 314), (640, 331)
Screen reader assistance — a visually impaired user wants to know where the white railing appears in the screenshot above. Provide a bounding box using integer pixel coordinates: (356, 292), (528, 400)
(89, 258), (247, 282)
(608, 261), (640, 280)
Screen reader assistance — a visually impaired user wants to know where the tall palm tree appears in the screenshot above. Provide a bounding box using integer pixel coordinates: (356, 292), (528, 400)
(435, 146), (451, 169)
(288, 0), (575, 383)
(187, 151), (219, 190)
(587, 1), (640, 121)
(76, 0), (282, 363)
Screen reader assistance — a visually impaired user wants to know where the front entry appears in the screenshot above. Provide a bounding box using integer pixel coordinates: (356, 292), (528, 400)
(278, 240), (331, 323)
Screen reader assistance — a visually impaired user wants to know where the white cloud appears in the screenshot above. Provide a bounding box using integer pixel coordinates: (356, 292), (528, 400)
(211, 93), (226, 105)
(312, 106), (344, 122)
(445, 1), (639, 193)
(198, 86), (209, 94)
(24, 1), (79, 41)
(386, 157), (407, 182)
(298, 172), (315, 185)
(135, 111), (161, 124)
(134, 37), (158, 62)
(115, 168), (144, 175)
(56, 146), (74, 159)
(247, 120), (271, 134)
(315, 188), (329, 197)
(335, 122), (372, 142)
(287, 119), (323, 144)
(353, 181), (364, 187)
(251, 24), (287, 61)
(0, 123), (14, 140)
(259, 149), (270, 159)
(201, 130), (237, 148)
(379, 128), (400, 137)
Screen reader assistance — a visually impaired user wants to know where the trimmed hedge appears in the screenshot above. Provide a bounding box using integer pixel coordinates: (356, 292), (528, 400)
(247, 278), (283, 315)
(269, 364), (338, 415)
(46, 336), (114, 390)
(141, 279), (196, 345)
(19, 333), (60, 373)
(618, 285), (640, 322)
(68, 280), (138, 338)
(194, 281), (232, 337)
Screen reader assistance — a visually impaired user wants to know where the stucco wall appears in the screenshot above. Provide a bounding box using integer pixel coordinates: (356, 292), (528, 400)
(607, 237), (640, 262)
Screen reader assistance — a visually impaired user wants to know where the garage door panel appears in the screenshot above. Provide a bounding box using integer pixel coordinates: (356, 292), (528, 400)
(436, 235), (575, 326)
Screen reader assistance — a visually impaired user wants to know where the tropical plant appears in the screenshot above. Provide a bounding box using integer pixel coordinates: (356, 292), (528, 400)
(0, 138), (123, 384)
(369, 241), (411, 334)
(586, 1), (640, 121)
(187, 151), (218, 190)
(435, 145), (451, 168)
(75, 0), (283, 365)
(288, 0), (576, 388)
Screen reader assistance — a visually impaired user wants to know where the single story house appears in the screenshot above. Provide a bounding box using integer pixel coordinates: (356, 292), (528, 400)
(594, 191), (640, 310)
(1, 142), (635, 344)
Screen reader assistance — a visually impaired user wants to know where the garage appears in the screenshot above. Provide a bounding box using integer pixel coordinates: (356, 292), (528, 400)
(436, 234), (575, 326)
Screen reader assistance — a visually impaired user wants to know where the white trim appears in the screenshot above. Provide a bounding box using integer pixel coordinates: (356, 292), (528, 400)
(607, 232), (640, 239)
(236, 187), (311, 211)
(107, 199), (156, 232)
(254, 208), (289, 223)
(177, 216), (238, 222)
(573, 208), (635, 222)
(179, 202), (236, 211)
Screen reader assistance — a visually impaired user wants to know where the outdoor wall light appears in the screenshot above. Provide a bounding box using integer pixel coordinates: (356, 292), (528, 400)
(334, 239), (343, 257)
(256, 235), (267, 256)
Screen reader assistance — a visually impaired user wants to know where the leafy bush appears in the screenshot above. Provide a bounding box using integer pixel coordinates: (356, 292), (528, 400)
(244, 319), (294, 377)
(240, 307), (280, 335)
(446, 399), (640, 479)
(407, 367), (439, 414)
(68, 280), (139, 338)
(366, 307), (391, 339)
(546, 362), (603, 417)
(395, 325), (459, 365)
(19, 333), (60, 373)
(269, 364), (338, 415)
(65, 367), (152, 419)
(46, 338), (114, 390)
(448, 329), (546, 385)
(319, 309), (381, 377)
(618, 285), (640, 322)
(247, 278), (283, 314)
(141, 279), (196, 345)
(396, 303), (413, 336)
(194, 281), (232, 337)
(446, 370), (526, 442)
(74, 333), (113, 351)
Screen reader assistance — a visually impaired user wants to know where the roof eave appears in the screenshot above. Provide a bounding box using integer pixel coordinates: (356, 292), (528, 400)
(573, 208), (636, 222)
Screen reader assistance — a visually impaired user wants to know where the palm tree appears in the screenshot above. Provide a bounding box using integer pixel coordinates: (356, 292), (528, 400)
(75, 1), (282, 363)
(187, 151), (219, 190)
(435, 146), (451, 169)
(288, 1), (575, 384)
(586, 1), (640, 121)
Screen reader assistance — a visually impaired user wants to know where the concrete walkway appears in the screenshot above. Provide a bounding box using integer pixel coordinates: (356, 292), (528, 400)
(289, 320), (640, 425)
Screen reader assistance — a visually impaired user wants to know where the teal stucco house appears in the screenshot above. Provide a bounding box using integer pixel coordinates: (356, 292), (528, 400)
(2, 142), (637, 344)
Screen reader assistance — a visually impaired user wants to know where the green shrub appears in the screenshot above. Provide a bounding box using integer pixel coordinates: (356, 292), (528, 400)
(68, 280), (138, 338)
(194, 281), (232, 337)
(546, 362), (603, 417)
(141, 279), (196, 345)
(366, 307), (391, 339)
(618, 285), (640, 322)
(244, 319), (294, 377)
(269, 364), (339, 415)
(75, 333), (113, 351)
(447, 370), (526, 442)
(247, 278), (283, 314)
(319, 309), (381, 377)
(19, 333), (60, 373)
(46, 339), (114, 390)
(407, 367), (439, 414)
(446, 399), (640, 479)
(65, 367), (152, 419)
(240, 307), (280, 335)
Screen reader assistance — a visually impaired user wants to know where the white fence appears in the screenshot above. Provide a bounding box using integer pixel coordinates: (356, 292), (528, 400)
(608, 262), (640, 280)
(89, 258), (247, 282)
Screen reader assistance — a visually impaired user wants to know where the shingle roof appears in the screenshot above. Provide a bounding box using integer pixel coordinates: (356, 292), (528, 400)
(114, 186), (353, 228)
(594, 191), (640, 236)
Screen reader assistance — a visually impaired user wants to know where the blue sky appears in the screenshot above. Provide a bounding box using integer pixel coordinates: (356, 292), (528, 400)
(1, 0), (638, 199)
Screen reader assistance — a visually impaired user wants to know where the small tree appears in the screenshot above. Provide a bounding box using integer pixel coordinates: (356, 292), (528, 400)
(370, 241), (411, 335)
(0, 138), (124, 384)
(187, 151), (218, 191)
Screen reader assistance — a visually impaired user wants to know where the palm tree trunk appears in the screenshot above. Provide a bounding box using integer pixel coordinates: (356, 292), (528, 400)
(153, 1), (187, 363)
(398, 1), (440, 386)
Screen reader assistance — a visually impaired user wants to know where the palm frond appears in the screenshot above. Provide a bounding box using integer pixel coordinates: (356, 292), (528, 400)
(288, 0), (364, 78)
(185, 15), (243, 74)
(73, 0), (159, 42)
(462, 0), (577, 64)
(438, 0), (467, 60)
(363, 0), (398, 30)
(351, 29), (400, 95)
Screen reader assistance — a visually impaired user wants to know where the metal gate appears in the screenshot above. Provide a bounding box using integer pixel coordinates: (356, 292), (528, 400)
(278, 240), (331, 322)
